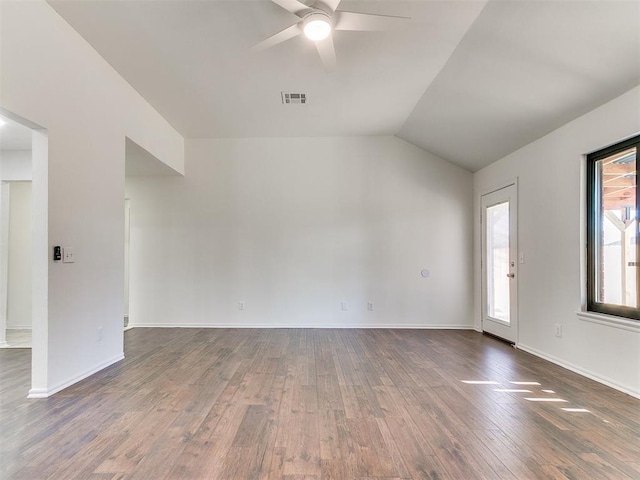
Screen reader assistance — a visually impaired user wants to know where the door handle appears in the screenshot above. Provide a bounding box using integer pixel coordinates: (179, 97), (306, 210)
(506, 273), (515, 278)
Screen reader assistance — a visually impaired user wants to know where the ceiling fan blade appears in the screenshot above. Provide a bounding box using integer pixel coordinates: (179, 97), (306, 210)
(334, 11), (410, 31)
(251, 23), (303, 52)
(315, 34), (337, 72)
(271, 0), (312, 16)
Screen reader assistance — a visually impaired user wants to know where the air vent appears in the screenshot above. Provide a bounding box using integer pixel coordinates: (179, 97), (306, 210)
(282, 92), (306, 104)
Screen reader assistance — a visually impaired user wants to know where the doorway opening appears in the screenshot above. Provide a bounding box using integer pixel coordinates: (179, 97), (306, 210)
(0, 108), (49, 398)
(1, 181), (33, 348)
(124, 137), (183, 331)
(0, 118), (34, 348)
(481, 182), (518, 344)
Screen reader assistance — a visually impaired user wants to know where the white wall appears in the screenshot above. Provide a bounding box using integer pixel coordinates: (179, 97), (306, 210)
(0, 1), (184, 396)
(0, 150), (32, 180)
(474, 86), (640, 397)
(126, 136), (473, 329)
(7, 181), (31, 328)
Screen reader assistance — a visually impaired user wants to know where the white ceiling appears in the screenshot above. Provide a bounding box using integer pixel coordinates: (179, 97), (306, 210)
(48, 0), (640, 172)
(0, 115), (32, 151)
(398, 0), (640, 171)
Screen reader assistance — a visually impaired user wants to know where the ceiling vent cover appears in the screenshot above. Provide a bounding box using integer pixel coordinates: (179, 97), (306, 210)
(282, 92), (306, 104)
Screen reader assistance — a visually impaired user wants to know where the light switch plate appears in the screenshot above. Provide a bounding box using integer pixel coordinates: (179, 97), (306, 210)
(63, 246), (75, 263)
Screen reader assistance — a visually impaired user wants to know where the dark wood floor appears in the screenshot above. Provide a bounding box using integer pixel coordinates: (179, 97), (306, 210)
(1, 329), (639, 479)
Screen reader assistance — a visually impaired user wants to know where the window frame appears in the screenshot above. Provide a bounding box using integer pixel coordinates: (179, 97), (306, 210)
(586, 134), (640, 320)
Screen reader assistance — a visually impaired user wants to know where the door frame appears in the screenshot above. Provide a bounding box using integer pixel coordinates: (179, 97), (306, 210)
(124, 197), (130, 329)
(481, 179), (519, 344)
(0, 108), (49, 397)
(0, 182), (10, 346)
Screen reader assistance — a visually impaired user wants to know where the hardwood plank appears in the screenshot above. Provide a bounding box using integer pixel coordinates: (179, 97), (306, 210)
(377, 416), (441, 479)
(346, 416), (400, 477)
(281, 411), (321, 477)
(625, 461), (640, 476)
(1, 328), (638, 480)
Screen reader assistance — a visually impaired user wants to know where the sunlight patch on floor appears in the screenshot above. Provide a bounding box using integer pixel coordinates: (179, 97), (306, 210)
(492, 388), (531, 393)
(524, 397), (567, 402)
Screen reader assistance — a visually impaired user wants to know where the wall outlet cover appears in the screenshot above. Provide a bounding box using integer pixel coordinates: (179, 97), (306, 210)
(555, 324), (562, 338)
(63, 246), (75, 263)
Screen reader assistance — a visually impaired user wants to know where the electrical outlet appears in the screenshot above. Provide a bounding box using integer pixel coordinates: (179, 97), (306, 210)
(97, 326), (103, 342)
(238, 301), (245, 311)
(341, 301), (348, 311)
(367, 302), (374, 311)
(555, 323), (562, 338)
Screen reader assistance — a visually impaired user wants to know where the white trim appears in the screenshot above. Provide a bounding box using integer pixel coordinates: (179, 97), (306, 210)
(30, 128), (49, 399)
(0, 182), (10, 347)
(26, 388), (49, 398)
(6, 325), (32, 330)
(518, 343), (639, 399)
(480, 177), (519, 197)
(27, 353), (124, 399)
(127, 323), (475, 330)
(576, 311), (640, 333)
(0, 108), (45, 130)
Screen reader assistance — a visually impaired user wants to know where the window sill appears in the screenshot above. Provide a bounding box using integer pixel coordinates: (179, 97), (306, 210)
(576, 311), (640, 333)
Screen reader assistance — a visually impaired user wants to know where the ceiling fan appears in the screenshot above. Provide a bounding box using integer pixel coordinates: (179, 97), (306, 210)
(252, 0), (410, 72)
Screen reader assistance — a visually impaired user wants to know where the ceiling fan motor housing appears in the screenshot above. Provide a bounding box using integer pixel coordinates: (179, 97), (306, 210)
(303, 10), (333, 41)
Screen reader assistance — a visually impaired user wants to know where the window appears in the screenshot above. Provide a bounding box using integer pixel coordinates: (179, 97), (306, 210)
(587, 135), (639, 319)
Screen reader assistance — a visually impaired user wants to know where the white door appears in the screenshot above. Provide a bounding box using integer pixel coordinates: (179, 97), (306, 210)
(481, 184), (518, 343)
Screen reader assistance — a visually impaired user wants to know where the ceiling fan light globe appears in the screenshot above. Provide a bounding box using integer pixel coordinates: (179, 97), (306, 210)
(303, 13), (332, 41)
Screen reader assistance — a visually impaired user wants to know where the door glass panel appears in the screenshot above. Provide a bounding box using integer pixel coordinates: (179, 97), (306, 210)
(486, 201), (510, 323)
(595, 147), (638, 307)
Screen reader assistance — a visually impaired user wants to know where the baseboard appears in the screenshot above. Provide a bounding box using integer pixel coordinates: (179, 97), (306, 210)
(27, 388), (49, 399)
(517, 343), (640, 400)
(7, 325), (32, 330)
(27, 353), (125, 399)
(127, 323), (475, 330)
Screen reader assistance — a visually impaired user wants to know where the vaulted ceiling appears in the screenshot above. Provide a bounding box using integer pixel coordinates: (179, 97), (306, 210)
(48, 0), (640, 172)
